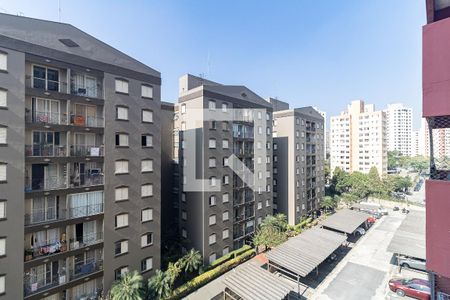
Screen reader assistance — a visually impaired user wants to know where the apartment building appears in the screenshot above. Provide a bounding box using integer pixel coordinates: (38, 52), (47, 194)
(0, 14), (161, 299)
(175, 74), (273, 264)
(423, 1), (450, 296)
(412, 130), (420, 157)
(313, 107), (327, 158)
(271, 100), (325, 226)
(330, 100), (387, 175)
(384, 103), (413, 156)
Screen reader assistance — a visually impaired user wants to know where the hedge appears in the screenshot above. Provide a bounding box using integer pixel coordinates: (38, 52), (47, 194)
(207, 244), (252, 269)
(294, 217), (312, 231)
(168, 248), (255, 299)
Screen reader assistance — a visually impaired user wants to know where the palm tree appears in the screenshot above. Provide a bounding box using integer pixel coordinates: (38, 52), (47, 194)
(148, 270), (171, 300)
(166, 261), (181, 286)
(109, 270), (144, 300)
(180, 249), (202, 273)
(321, 196), (336, 212)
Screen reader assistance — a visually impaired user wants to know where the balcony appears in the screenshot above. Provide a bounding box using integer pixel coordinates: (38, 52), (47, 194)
(24, 270), (63, 297)
(69, 231), (103, 250)
(70, 114), (104, 128)
(24, 239), (68, 261)
(25, 145), (67, 157)
(70, 259), (103, 281)
(25, 111), (68, 125)
(25, 176), (67, 192)
(24, 207), (66, 226)
(70, 72), (103, 99)
(70, 172), (104, 188)
(26, 75), (68, 94)
(68, 203), (104, 219)
(70, 145), (104, 157)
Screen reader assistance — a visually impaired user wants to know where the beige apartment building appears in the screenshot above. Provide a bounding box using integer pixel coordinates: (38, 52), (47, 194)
(330, 100), (387, 175)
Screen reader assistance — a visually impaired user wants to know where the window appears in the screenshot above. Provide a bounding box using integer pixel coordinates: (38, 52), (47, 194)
(115, 186), (129, 201)
(222, 103), (228, 112)
(141, 233), (153, 247)
(0, 90), (6, 107)
(209, 158), (216, 168)
(114, 267), (129, 280)
(142, 134), (153, 147)
(142, 110), (153, 123)
(222, 140), (229, 149)
(181, 104), (186, 114)
(115, 79), (128, 94)
(223, 247), (230, 255)
(115, 133), (129, 147)
(0, 201), (4, 219)
(209, 139), (216, 149)
(0, 164), (6, 181)
(223, 157), (229, 167)
(273, 155), (278, 162)
(0, 127), (6, 144)
(209, 233), (216, 245)
(208, 100), (216, 110)
(0, 275), (4, 295)
(222, 121), (229, 131)
(116, 106), (128, 120)
(115, 240), (128, 256)
(209, 120), (217, 130)
(222, 193), (229, 203)
(257, 111), (262, 119)
(209, 253), (216, 264)
(33, 66), (59, 91)
(210, 177), (217, 187)
(258, 126), (263, 134)
(181, 210), (187, 220)
(209, 215), (216, 225)
(115, 160), (129, 174)
(115, 213), (128, 228)
(258, 202), (262, 210)
(141, 184), (153, 197)
(273, 143), (278, 150)
(266, 199), (270, 207)
(0, 53), (6, 71)
(209, 195), (216, 206)
(181, 228), (187, 238)
(222, 211), (229, 221)
(141, 85), (153, 99)
(223, 175), (229, 185)
(142, 208), (153, 222)
(223, 229), (229, 239)
(141, 257), (153, 272)
(141, 159), (153, 172)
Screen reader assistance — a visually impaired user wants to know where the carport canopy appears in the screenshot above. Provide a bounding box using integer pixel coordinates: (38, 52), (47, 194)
(387, 211), (425, 260)
(320, 208), (369, 234)
(223, 262), (294, 300)
(266, 227), (347, 278)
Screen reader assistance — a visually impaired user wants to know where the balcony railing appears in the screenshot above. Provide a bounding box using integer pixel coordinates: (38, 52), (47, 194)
(70, 114), (104, 128)
(25, 176), (67, 192)
(25, 111), (68, 125)
(26, 75), (67, 93)
(69, 231), (103, 250)
(71, 84), (102, 99)
(24, 270), (63, 297)
(68, 203), (104, 218)
(24, 239), (68, 261)
(70, 259), (103, 281)
(70, 172), (104, 188)
(70, 145), (104, 157)
(25, 145), (67, 157)
(24, 207), (66, 226)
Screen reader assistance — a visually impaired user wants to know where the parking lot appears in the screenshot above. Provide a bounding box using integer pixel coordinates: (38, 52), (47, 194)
(310, 209), (427, 300)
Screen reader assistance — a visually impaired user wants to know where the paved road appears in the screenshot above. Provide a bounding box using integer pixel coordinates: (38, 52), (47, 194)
(311, 210), (427, 300)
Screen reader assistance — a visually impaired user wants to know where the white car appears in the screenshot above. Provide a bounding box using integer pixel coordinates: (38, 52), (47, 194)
(355, 227), (366, 235)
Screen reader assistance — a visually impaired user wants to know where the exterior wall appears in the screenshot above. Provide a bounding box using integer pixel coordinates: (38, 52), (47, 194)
(0, 47), (26, 300)
(385, 103), (412, 157)
(103, 73), (161, 288)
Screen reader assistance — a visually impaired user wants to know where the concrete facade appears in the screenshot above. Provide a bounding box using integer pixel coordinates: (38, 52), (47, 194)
(384, 103), (413, 157)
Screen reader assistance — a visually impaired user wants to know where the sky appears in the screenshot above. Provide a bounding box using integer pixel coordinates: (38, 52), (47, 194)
(0, 0), (426, 129)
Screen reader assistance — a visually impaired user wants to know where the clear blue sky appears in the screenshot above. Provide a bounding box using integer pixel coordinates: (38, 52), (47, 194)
(1, 0), (425, 129)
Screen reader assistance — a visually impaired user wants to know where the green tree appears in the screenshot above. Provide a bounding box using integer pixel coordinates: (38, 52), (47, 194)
(261, 213), (288, 232)
(367, 167), (383, 196)
(180, 249), (202, 273)
(166, 261), (182, 286)
(388, 150), (403, 170)
(347, 172), (370, 199)
(321, 196), (336, 212)
(391, 175), (413, 192)
(109, 270), (144, 300)
(253, 224), (287, 252)
(148, 270), (171, 300)
(408, 156), (429, 172)
(331, 167), (351, 194)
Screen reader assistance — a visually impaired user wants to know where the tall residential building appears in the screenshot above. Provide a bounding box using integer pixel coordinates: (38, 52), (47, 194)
(424, 1), (450, 296)
(330, 100), (387, 175)
(175, 74), (273, 265)
(313, 107), (327, 158)
(272, 102), (325, 226)
(412, 130), (420, 157)
(418, 117), (450, 158)
(0, 14), (161, 299)
(384, 103), (413, 156)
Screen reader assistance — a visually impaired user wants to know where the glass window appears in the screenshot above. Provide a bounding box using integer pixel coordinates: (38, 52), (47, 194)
(115, 133), (129, 147)
(142, 110), (153, 123)
(114, 267), (129, 280)
(115, 160), (129, 174)
(141, 135), (153, 147)
(222, 211), (229, 221)
(141, 85), (153, 99)
(222, 140), (229, 149)
(208, 100), (216, 110)
(0, 127), (6, 144)
(222, 229), (229, 239)
(0, 164), (6, 181)
(209, 215), (216, 225)
(0, 53), (6, 70)
(210, 177), (216, 186)
(141, 184), (153, 197)
(141, 208), (153, 222)
(141, 257), (153, 272)
(222, 193), (229, 203)
(0, 238), (5, 256)
(115, 79), (128, 94)
(115, 240), (128, 255)
(209, 139), (216, 149)
(116, 106), (128, 120)
(0, 275), (4, 295)
(209, 234), (216, 245)
(141, 159), (153, 172)
(0, 90), (6, 107)
(209, 195), (216, 206)
(115, 214), (128, 228)
(115, 187), (129, 201)
(141, 233), (153, 247)
(223, 247), (229, 255)
(209, 253), (216, 264)
(209, 158), (216, 168)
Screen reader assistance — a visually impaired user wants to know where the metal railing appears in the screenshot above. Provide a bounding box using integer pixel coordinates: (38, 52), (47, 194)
(25, 145), (67, 157)
(70, 173), (104, 188)
(24, 271), (63, 296)
(70, 259), (103, 281)
(71, 84), (102, 99)
(70, 145), (104, 157)
(24, 207), (66, 225)
(25, 111), (68, 125)
(27, 76), (67, 93)
(70, 115), (104, 128)
(24, 239), (68, 261)
(69, 231), (103, 250)
(68, 203), (104, 218)
(25, 176), (67, 192)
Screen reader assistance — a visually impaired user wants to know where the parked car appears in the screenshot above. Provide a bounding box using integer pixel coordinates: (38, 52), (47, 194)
(393, 206), (400, 211)
(355, 227), (366, 235)
(372, 212), (382, 219)
(388, 278), (430, 300)
(378, 208), (389, 215)
(367, 216), (376, 223)
(398, 256), (427, 272)
(402, 208), (410, 214)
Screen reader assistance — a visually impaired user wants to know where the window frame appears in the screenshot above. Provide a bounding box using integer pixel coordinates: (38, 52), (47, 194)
(115, 213), (129, 229)
(115, 78), (129, 94)
(141, 109), (154, 123)
(141, 84), (153, 99)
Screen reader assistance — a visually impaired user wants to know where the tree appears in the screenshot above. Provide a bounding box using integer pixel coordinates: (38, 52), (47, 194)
(109, 270), (144, 300)
(408, 156), (429, 172)
(253, 224), (287, 252)
(367, 167), (383, 196)
(388, 150), (403, 170)
(331, 167), (351, 194)
(261, 213), (288, 232)
(180, 249), (202, 273)
(321, 196), (336, 212)
(347, 172), (370, 199)
(148, 270), (171, 300)
(391, 175), (413, 192)
(166, 261), (182, 286)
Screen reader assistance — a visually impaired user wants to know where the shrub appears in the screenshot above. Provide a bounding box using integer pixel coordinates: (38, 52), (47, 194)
(207, 244), (252, 270)
(168, 249), (255, 299)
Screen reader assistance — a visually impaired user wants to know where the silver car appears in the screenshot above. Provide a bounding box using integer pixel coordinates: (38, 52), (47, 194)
(398, 256), (426, 271)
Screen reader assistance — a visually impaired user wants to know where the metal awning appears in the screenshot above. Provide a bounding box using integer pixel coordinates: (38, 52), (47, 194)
(266, 228), (347, 277)
(320, 209), (368, 234)
(223, 262), (294, 300)
(387, 211), (426, 260)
